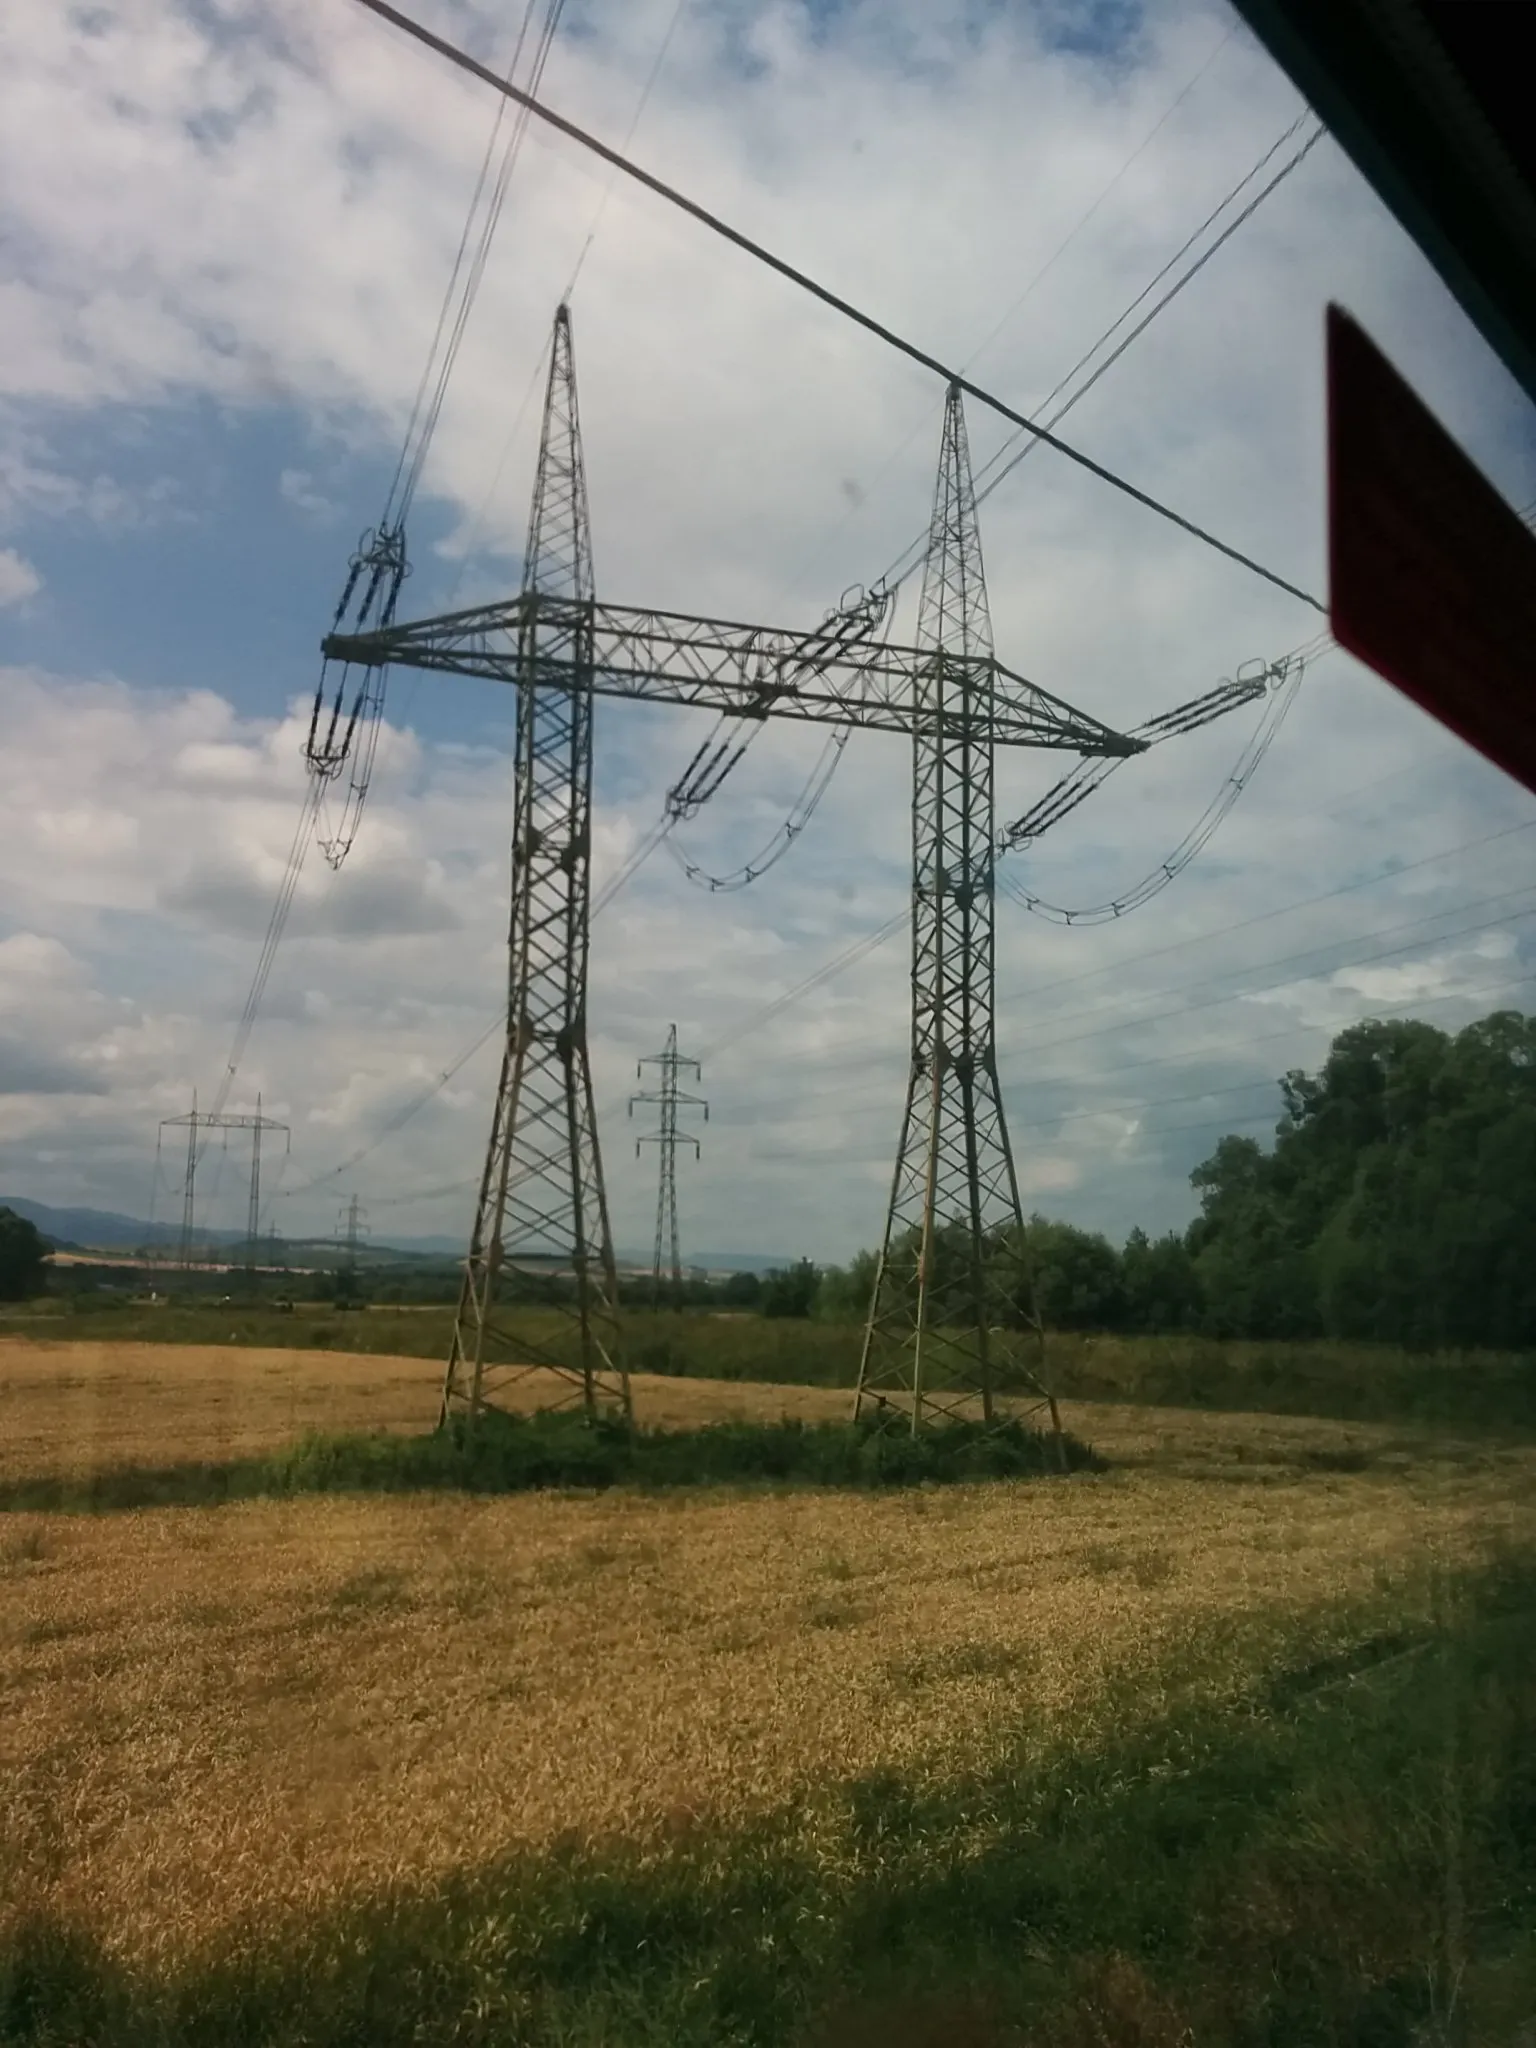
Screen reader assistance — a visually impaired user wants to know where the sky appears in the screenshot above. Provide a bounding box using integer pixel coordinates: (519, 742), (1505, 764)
(3, 0), (1535, 1265)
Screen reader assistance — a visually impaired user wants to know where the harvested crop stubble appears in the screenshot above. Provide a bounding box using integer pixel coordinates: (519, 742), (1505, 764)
(2, 1343), (1531, 1975)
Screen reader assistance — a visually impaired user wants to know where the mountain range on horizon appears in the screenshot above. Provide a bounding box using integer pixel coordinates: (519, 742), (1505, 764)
(0, 1195), (791, 1274)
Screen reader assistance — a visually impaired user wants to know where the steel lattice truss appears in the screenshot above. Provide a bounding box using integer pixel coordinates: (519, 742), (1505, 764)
(321, 303), (1279, 1436)
(325, 603), (1141, 756)
(852, 386), (1056, 1433)
(629, 1023), (708, 1302)
(438, 306), (627, 1427)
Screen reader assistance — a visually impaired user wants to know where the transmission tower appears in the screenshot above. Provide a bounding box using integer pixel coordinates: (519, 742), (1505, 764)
(438, 304), (627, 1428)
(629, 1024), (708, 1302)
(323, 303), (1285, 1433)
(159, 1093), (289, 1273)
(336, 1194), (369, 1294)
(853, 386), (1053, 1434)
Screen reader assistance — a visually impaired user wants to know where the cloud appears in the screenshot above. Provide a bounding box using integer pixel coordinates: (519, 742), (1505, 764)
(279, 466), (338, 521)
(1, 0), (1534, 1256)
(0, 547), (40, 607)
(159, 851), (463, 940)
(0, 1033), (107, 1099)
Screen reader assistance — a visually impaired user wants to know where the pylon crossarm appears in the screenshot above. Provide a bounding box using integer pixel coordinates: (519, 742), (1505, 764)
(1129, 655), (1291, 743)
(323, 599), (1137, 754)
(996, 655), (1293, 853)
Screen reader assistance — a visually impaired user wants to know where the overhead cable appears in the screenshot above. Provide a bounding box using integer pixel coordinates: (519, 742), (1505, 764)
(736, 927), (1536, 1131)
(996, 812), (1536, 1012)
(205, 778), (324, 1133)
(306, 0), (568, 874)
(697, 906), (911, 1062)
(349, 0), (1325, 614)
(663, 115), (1319, 901)
(277, 816), (659, 1201)
(997, 656), (1304, 925)
(996, 891), (1536, 1067)
(712, 837), (1536, 1112)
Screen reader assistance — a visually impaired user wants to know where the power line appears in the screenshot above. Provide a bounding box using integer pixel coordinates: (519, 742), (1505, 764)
(388, 0), (567, 528)
(276, 799), (670, 1201)
(997, 653), (1304, 925)
(964, 129), (1324, 536)
(1016, 969), (1536, 1139)
(561, 0), (690, 303)
(995, 890), (1536, 1066)
(697, 907), (910, 1062)
(699, 778), (1536, 1082)
(876, 116), (1323, 597)
(958, 26), (1238, 380)
(701, 815), (1536, 1080)
(207, 778), (324, 1127)
(709, 870), (1536, 1123)
(662, 112), (1322, 903)
(210, 5), (568, 1112)
(443, 0), (692, 606)
(994, 815), (1536, 1014)
(749, 965), (1536, 1158)
(770, 23), (1244, 610)
(277, 1008), (507, 1199)
(278, 865), (1536, 1213)
(349, 0), (1324, 613)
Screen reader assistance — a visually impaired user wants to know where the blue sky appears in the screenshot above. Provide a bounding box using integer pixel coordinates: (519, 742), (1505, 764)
(2, 0), (1535, 1262)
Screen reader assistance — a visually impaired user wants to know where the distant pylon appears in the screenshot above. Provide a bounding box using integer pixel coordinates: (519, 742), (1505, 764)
(441, 304), (629, 1428)
(629, 1024), (708, 1302)
(158, 1092), (289, 1274)
(854, 383), (1058, 1437)
(337, 1193), (368, 1281)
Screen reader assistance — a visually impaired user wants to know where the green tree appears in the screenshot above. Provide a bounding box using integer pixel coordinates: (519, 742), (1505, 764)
(762, 1259), (820, 1319)
(814, 1248), (878, 1322)
(1186, 1132), (1319, 1338)
(1018, 1215), (1126, 1331)
(0, 1206), (47, 1301)
(1188, 1011), (1536, 1348)
(717, 1269), (762, 1309)
(1121, 1227), (1202, 1332)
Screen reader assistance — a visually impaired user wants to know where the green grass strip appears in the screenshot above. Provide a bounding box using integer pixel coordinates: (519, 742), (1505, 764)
(0, 1412), (1101, 1515)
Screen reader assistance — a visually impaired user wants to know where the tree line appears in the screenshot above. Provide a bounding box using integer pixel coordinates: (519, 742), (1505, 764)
(7, 1011), (1533, 1347)
(746, 1011), (1536, 1351)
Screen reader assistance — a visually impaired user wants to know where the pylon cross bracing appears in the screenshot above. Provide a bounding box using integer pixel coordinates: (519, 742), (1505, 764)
(434, 306), (627, 1427)
(322, 304), (1265, 1435)
(852, 384), (1057, 1435)
(159, 1093), (290, 1274)
(630, 1023), (708, 1300)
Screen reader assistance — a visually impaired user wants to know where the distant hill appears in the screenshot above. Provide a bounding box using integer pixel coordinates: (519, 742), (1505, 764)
(0, 1197), (187, 1250)
(0, 1198), (796, 1273)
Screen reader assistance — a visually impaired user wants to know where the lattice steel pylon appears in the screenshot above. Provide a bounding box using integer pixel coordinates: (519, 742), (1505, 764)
(853, 384), (1058, 1436)
(439, 304), (628, 1428)
(325, 312), (1289, 1438)
(629, 1024), (708, 1302)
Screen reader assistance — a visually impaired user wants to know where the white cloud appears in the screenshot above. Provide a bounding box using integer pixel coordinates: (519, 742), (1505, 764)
(1, 0), (1534, 1258)
(279, 466), (338, 521)
(0, 546), (40, 606)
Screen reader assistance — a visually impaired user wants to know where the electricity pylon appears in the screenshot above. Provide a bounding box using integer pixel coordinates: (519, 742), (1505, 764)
(336, 1194), (369, 1288)
(437, 305), (626, 1428)
(629, 1024), (708, 1301)
(159, 1092), (289, 1273)
(853, 386), (1051, 1434)
(323, 303), (1281, 1432)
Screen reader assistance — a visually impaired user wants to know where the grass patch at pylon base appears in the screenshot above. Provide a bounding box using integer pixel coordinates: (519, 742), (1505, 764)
(0, 1411), (1101, 1514)
(4, 1555), (1534, 2047)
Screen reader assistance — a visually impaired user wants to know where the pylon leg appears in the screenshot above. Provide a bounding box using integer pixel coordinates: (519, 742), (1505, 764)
(441, 305), (628, 1429)
(855, 383), (1058, 1437)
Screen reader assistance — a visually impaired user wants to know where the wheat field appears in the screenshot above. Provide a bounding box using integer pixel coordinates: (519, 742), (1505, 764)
(2, 1335), (1533, 1983)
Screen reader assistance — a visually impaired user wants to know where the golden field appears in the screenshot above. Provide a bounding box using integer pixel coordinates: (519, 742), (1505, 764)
(2, 1335), (1533, 1978)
